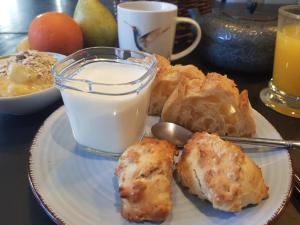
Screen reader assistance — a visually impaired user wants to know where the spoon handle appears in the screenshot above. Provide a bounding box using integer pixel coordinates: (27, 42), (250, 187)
(221, 136), (300, 149)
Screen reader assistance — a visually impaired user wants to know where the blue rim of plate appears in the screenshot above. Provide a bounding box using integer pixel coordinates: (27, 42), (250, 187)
(28, 106), (294, 225)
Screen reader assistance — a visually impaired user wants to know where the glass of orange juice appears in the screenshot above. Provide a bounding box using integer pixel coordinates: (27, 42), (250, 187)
(260, 5), (300, 118)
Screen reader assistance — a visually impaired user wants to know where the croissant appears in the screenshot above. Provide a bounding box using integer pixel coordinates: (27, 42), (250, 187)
(149, 55), (205, 116)
(161, 72), (256, 137)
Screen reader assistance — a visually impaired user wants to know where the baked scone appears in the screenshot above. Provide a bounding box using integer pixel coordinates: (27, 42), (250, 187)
(176, 132), (269, 212)
(148, 59), (205, 116)
(115, 137), (176, 222)
(161, 72), (256, 137)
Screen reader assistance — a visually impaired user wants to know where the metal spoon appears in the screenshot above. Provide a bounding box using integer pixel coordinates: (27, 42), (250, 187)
(151, 122), (300, 150)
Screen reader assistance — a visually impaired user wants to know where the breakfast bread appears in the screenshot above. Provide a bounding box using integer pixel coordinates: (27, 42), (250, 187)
(148, 59), (205, 116)
(161, 72), (256, 137)
(115, 137), (176, 222)
(176, 132), (269, 212)
(155, 54), (171, 74)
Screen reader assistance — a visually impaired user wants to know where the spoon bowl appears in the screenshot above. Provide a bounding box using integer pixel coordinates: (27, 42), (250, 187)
(151, 122), (192, 148)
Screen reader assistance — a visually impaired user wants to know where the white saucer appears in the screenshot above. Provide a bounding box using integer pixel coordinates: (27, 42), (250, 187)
(29, 106), (293, 225)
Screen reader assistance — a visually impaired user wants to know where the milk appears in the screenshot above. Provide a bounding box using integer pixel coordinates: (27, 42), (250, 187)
(60, 61), (153, 154)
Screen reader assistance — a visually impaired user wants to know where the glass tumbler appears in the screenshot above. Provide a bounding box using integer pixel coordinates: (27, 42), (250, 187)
(260, 5), (300, 118)
(52, 47), (157, 157)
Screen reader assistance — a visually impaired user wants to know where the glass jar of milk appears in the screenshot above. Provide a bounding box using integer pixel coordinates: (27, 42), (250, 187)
(53, 47), (157, 157)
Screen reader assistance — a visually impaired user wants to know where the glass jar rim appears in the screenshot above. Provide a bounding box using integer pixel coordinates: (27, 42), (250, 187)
(52, 47), (157, 96)
(279, 5), (300, 20)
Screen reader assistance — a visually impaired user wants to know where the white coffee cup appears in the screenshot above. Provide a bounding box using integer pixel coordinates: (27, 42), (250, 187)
(117, 1), (201, 60)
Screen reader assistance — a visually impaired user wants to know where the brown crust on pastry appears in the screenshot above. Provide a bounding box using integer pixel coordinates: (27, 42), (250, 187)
(115, 137), (176, 222)
(161, 72), (256, 137)
(154, 54), (171, 74)
(176, 132), (269, 212)
(148, 55), (205, 116)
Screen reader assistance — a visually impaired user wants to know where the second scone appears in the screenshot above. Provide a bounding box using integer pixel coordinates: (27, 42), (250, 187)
(176, 132), (269, 212)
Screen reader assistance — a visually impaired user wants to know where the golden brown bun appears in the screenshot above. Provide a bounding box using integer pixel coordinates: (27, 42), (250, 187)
(148, 55), (205, 116)
(115, 137), (176, 222)
(176, 132), (269, 212)
(161, 72), (256, 137)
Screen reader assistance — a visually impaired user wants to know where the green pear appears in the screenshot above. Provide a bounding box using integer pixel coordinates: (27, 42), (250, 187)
(73, 0), (117, 47)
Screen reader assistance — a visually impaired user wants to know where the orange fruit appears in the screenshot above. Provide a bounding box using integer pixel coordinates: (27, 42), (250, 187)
(28, 12), (83, 55)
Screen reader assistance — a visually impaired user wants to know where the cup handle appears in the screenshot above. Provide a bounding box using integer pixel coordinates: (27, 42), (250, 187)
(170, 17), (201, 61)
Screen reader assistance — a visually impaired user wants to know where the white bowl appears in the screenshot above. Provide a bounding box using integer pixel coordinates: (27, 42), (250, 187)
(0, 52), (65, 115)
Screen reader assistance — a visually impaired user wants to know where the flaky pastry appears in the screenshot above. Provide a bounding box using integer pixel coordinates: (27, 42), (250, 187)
(149, 55), (205, 116)
(161, 72), (256, 137)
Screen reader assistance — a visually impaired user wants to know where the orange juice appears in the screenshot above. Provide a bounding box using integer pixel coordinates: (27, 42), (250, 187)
(272, 24), (300, 97)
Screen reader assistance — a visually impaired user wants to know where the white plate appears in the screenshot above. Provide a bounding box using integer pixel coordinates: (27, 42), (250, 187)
(0, 52), (64, 115)
(29, 107), (293, 225)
